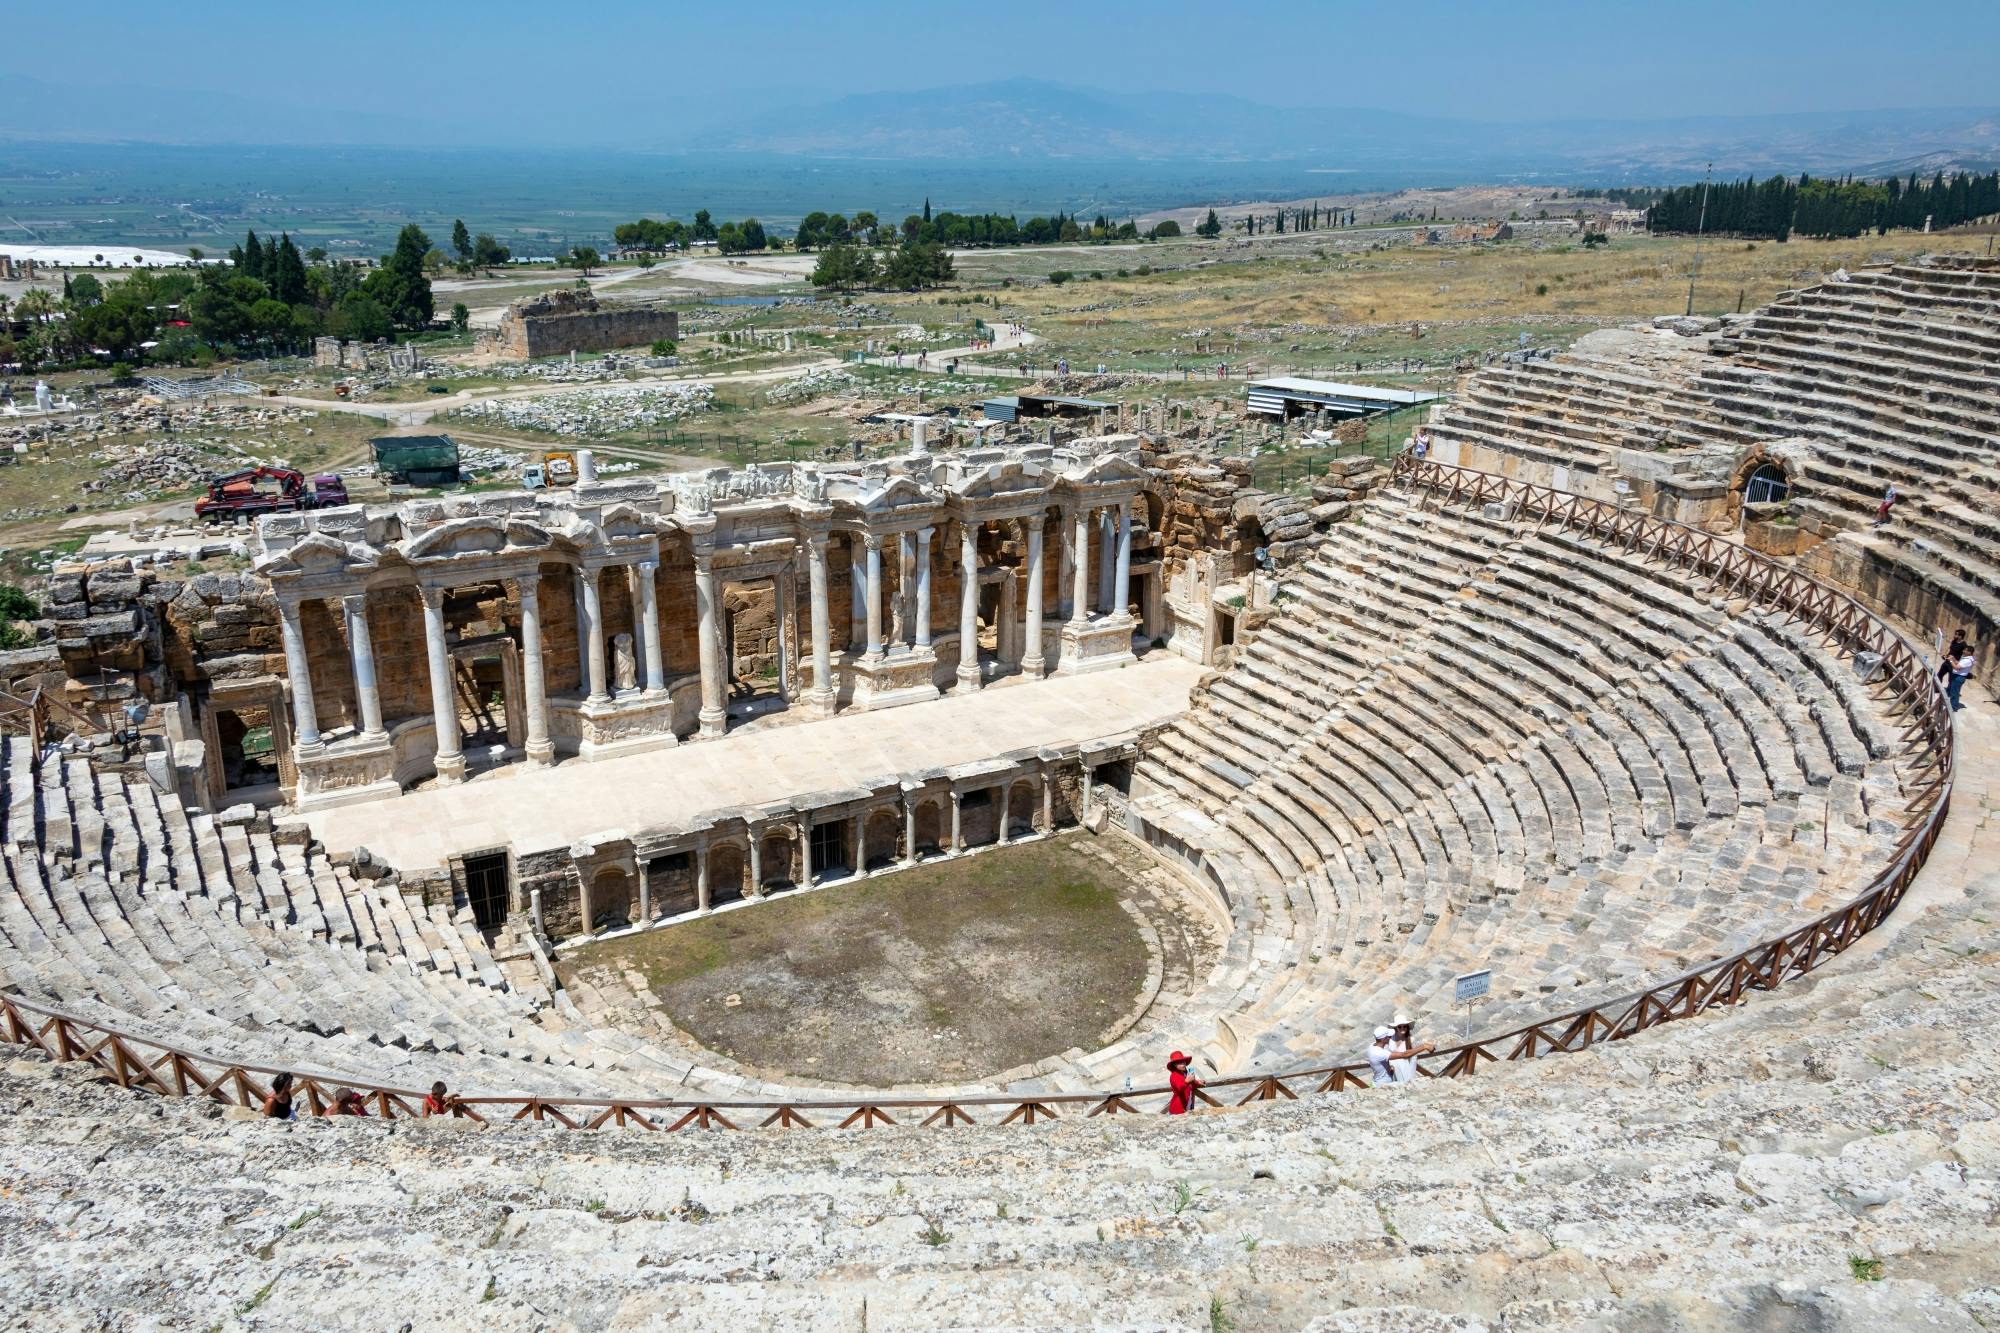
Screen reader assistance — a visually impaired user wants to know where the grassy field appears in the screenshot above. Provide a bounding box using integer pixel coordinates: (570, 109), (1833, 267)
(556, 833), (1153, 1085)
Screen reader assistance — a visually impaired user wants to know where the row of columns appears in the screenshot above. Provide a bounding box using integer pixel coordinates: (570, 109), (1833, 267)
(278, 502), (1139, 780)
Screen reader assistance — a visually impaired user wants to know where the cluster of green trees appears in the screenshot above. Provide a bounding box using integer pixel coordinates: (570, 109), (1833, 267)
(447, 219), (512, 273)
(1647, 170), (2000, 241)
(1234, 201), (1360, 235)
(0, 223), (443, 371)
(615, 197), (1187, 259)
(808, 239), (955, 292)
(195, 223), (436, 352)
(613, 210), (770, 254)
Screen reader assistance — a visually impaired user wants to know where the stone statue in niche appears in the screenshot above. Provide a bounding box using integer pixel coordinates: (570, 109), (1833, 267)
(612, 632), (637, 693)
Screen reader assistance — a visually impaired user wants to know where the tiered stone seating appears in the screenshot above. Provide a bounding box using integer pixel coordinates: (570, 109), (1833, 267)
(2, 872), (1993, 1329)
(1430, 256), (2000, 637)
(1131, 484), (1918, 1068)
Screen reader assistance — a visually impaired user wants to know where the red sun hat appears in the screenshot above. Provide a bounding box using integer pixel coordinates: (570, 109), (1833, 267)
(1167, 1051), (1192, 1068)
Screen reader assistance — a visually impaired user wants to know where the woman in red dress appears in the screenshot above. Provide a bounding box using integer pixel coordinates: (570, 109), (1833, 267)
(1165, 1051), (1201, 1115)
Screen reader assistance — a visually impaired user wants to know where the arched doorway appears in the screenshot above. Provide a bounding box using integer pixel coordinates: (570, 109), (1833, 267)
(1743, 462), (1790, 506)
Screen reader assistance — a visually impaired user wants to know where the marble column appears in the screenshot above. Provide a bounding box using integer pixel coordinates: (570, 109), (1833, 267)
(341, 593), (384, 738)
(420, 585), (464, 783)
(638, 866), (651, 924)
(850, 812), (864, 874)
(863, 533), (885, 659)
(914, 526), (933, 649)
(774, 568), (795, 702)
(580, 568), (609, 703)
(517, 573), (553, 767)
(806, 535), (836, 712)
(956, 520), (981, 689)
(848, 537), (866, 652)
(1114, 500), (1133, 620)
(277, 596), (321, 749)
(636, 559), (664, 694)
(903, 795), (918, 866)
(1057, 508), (1076, 621)
(949, 790), (963, 853)
(695, 842), (711, 913)
(1069, 506), (1092, 625)
(997, 568), (1018, 665)
(996, 784), (1012, 844)
(572, 572), (592, 693)
(1097, 507), (1116, 614)
(1040, 771), (1053, 832)
(896, 531), (913, 650)
(1022, 516), (1046, 675)
(694, 548), (726, 737)
(748, 834), (762, 897)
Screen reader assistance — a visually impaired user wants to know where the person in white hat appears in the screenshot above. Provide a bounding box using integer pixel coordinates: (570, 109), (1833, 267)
(1366, 1025), (1397, 1087)
(1389, 1012), (1435, 1085)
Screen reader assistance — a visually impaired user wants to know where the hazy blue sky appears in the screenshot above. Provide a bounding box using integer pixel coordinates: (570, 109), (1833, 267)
(47, 0), (2000, 122)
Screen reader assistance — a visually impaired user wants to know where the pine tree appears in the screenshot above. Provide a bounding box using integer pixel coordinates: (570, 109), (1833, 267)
(451, 219), (472, 262)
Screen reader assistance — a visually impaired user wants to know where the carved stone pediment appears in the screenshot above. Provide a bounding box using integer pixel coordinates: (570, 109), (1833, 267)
(950, 458), (1048, 501)
(855, 474), (935, 514)
(1061, 452), (1150, 489)
(254, 531), (375, 579)
(400, 515), (553, 561)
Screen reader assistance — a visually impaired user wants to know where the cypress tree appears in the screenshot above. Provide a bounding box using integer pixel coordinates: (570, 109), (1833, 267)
(240, 229), (263, 280)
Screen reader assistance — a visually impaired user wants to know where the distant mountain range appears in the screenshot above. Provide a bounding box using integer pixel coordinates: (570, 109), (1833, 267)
(7, 73), (1997, 182)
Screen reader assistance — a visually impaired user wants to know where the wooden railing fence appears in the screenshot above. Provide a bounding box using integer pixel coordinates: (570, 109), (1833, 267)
(0, 457), (1955, 1129)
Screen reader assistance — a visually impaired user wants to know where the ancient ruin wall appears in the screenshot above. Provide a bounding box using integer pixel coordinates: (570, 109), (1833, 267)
(480, 289), (679, 360)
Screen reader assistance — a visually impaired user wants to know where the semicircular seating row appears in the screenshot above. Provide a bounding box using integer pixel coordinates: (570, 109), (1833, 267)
(1426, 257), (2000, 633)
(0, 481), (1922, 1104)
(0, 732), (1219, 1104)
(1128, 482), (1919, 1072)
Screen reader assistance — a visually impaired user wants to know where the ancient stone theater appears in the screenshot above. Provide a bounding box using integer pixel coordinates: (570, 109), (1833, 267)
(2, 258), (1997, 1328)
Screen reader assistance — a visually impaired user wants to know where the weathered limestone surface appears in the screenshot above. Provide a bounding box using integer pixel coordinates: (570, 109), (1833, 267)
(2, 872), (1997, 1329)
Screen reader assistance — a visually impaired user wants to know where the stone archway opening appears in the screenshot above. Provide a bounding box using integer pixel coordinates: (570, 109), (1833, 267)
(863, 807), (903, 869)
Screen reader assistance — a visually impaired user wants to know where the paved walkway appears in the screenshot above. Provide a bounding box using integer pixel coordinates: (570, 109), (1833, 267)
(1824, 677), (1997, 972)
(301, 654), (1204, 872)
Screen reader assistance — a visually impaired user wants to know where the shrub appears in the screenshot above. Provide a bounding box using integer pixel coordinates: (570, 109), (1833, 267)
(1047, 271), (1072, 285)
(650, 338), (677, 357)
(1534, 283), (1549, 296)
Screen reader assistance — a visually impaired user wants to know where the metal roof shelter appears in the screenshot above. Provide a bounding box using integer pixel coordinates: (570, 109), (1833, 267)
(1245, 377), (1439, 419)
(982, 393), (1115, 424)
(370, 434), (462, 488)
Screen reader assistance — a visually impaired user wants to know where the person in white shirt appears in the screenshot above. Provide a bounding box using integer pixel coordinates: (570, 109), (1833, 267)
(1389, 1012), (1435, 1084)
(1947, 647), (1977, 712)
(1366, 1025), (1397, 1086)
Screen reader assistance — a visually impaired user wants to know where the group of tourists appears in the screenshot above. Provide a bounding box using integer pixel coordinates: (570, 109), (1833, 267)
(259, 1073), (465, 1121)
(1162, 1013), (1438, 1114)
(1941, 627), (1979, 712)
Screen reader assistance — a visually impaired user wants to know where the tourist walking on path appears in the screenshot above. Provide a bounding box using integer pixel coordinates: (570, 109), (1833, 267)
(1946, 645), (1977, 712)
(261, 1071), (296, 1120)
(1164, 1050), (1201, 1114)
